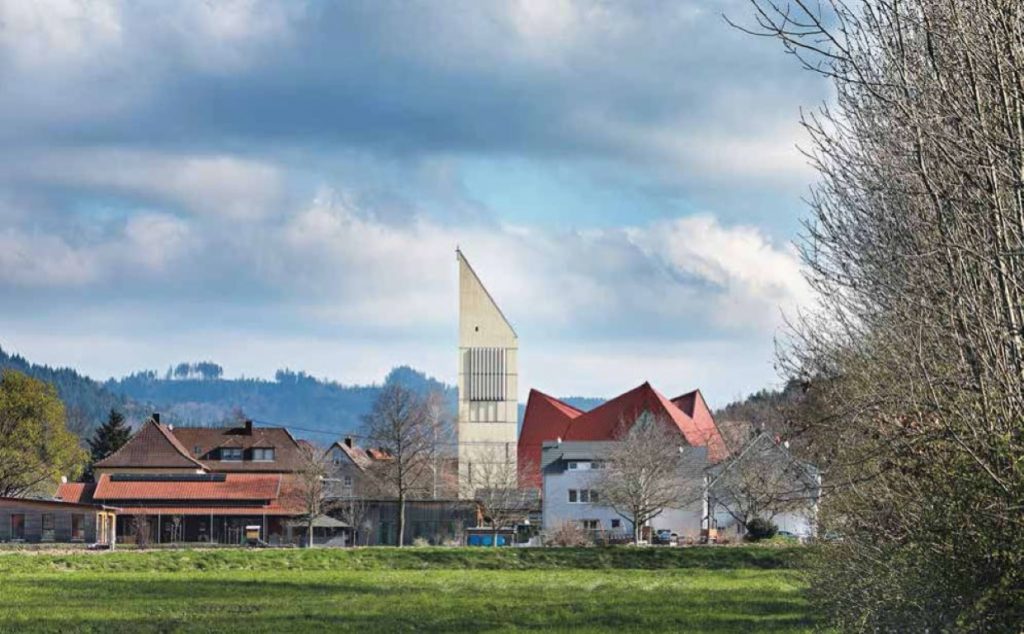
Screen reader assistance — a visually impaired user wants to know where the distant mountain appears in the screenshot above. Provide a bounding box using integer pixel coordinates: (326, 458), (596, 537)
(1, 344), (605, 443)
(105, 365), (457, 442)
(0, 345), (145, 436)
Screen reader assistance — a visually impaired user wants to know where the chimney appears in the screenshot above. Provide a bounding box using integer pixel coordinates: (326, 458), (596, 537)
(344, 436), (353, 448)
(152, 412), (161, 424)
(244, 419), (253, 435)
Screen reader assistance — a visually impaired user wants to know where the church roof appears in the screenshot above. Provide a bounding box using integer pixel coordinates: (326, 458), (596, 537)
(518, 382), (729, 487)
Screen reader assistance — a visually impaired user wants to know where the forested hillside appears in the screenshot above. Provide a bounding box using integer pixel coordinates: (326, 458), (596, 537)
(0, 346), (146, 435)
(1, 344), (605, 442)
(105, 365), (457, 440)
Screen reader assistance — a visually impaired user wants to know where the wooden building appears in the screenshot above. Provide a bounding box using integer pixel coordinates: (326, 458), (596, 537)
(0, 497), (118, 545)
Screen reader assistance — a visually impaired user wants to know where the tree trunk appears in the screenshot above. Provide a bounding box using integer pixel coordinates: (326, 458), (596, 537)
(633, 517), (641, 546)
(493, 526), (499, 547)
(307, 519), (314, 548)
(397, 492), (406, 548)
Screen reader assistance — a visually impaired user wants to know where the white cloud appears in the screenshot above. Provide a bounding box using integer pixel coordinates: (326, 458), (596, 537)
(0, 0), (123, 70)
(12, 149), (284, 220)
(269, 189), (809, 337)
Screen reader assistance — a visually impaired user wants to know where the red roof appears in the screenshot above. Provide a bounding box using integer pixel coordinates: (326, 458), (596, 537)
(518, 390), (583, 488)
(92, 473), (281, 501)
(56, 482), (91, 504)
(93, 420), (207, 470)
(518, 382), (729, 488)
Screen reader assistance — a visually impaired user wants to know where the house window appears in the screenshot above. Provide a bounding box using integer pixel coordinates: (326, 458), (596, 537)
(569, 489), (597, 504)
(193, 445), (202, 457)
(343, 475), (353, 487)
(581, 519), (599, 530)
(71, 514), (85, 541)
(252, 448), (275, 462)
(41, 513), (55, 541)
(221, 447), (243, 461)
(10, 514), (24, 540)
(611, 519), (621, 529)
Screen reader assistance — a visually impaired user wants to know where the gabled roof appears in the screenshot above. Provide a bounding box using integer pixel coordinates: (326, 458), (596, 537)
(330, 441), (374, 470)
(518, 390), (585, 488)
(91, 473), (282, 501)
(93, 419), (207, 470)
(518, 382), (730, 485)
(519, 390), (583, 446)
(171, 425), (305, 472)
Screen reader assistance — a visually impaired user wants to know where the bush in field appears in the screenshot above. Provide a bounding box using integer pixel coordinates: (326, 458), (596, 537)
(412, 537), (430, 548)
(745, 518), (777, 542)
(546, 522), (591, 547)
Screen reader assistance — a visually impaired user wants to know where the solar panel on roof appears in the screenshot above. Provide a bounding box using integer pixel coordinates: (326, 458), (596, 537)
(109, 473), (227, 482)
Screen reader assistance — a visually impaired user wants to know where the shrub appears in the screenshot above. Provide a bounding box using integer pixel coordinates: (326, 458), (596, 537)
(546, 522), (591, 547)
(412, 537), (430, 548)
(745, 518), (777, 542)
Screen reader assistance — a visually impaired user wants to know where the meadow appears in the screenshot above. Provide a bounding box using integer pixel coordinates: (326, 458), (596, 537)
(0, 547), (814, 633)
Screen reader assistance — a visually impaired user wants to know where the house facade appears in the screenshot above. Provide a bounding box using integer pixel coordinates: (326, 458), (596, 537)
(0, 497), (118, 545)
(58, 416), (308, 545)
(541, 441), (708, 542)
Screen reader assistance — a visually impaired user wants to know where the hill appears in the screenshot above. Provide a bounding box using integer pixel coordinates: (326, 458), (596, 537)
(0, 345), (145, 436)
(105, 364), (457, 441)
(1, 344), (606, 442)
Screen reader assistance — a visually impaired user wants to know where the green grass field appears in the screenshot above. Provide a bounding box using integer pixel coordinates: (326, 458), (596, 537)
(0, 547), (814, 633)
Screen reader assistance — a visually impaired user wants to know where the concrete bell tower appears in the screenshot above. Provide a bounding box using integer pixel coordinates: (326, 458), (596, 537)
(457, 248), (518, 496)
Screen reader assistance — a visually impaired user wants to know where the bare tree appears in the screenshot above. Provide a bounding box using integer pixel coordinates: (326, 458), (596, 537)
(293, 442), (332, 548)
(711, 432), (819, 531)
(594, 412), (706, 545)
(423, 391), (457, 499)
(463, 447), (535, 547)
(332, 494), (371, 546)
(361, 383), (434, 547)
(733, 0), (1024, 628)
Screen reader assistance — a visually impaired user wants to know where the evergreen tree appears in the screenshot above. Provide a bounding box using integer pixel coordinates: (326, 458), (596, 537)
(88, 408), (132, 464)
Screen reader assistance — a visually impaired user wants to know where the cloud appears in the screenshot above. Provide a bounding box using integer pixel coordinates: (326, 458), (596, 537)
(0, 1), (824, 189)
(0, 1), (822, 400)
(8, 148), (284, 220)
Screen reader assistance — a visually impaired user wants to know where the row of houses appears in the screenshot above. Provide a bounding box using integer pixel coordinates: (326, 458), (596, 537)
(0, 382), (818, 547)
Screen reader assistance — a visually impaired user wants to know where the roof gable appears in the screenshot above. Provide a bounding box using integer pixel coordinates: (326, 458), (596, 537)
(171, 425), (304, 472)
(93, 420), (207, 470)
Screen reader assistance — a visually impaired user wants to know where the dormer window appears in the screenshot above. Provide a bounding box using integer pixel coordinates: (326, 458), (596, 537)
(252, 448), (275, 462)
(221, 447), (243, 461)
(193, 446), (202, 457)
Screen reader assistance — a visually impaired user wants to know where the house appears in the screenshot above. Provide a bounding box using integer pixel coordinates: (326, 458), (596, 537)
(91, 416), (306, 477)
(0, 497), (118, 546)
(324, 436), (472, 545)
(520, 383), (729, 489)
(58, 416), (308, 545)
(58, 471), (303, 545)
(540, 440), (709, 542)
(707, 431), (821, 540)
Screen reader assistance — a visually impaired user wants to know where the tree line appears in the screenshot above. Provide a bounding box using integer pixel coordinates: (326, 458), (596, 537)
(737, 0), (1024, 629)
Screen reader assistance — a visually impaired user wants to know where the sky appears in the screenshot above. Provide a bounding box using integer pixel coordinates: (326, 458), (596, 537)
(0, 0), (826, 407)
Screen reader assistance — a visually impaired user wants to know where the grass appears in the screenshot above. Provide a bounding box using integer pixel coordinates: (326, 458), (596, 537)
(0, 547), (815, 633)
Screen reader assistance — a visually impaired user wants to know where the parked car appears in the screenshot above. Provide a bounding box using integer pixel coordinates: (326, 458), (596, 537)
(652, 529), (678, 546)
